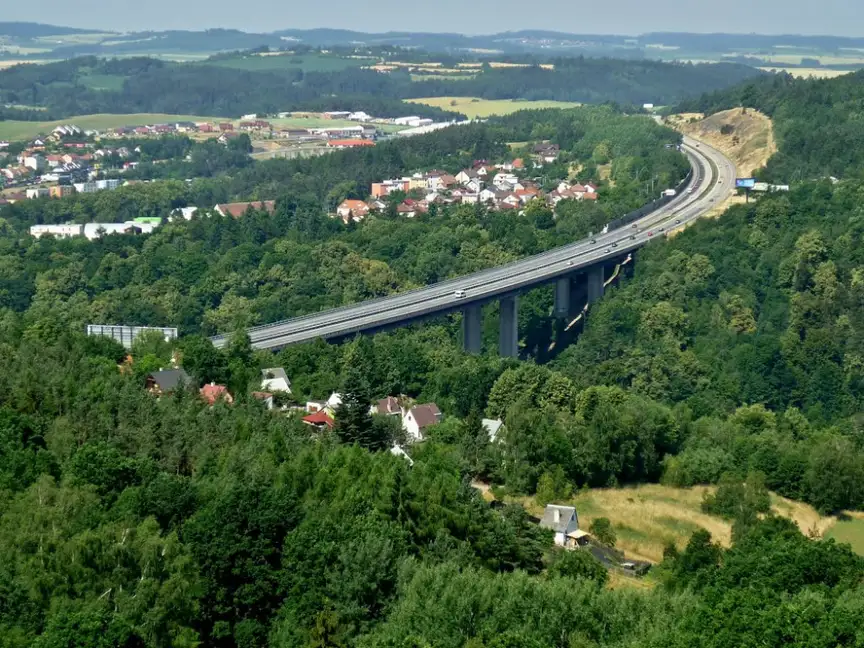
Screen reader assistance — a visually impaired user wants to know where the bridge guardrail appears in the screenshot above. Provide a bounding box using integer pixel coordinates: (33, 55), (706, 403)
(607, 167), (693, 232)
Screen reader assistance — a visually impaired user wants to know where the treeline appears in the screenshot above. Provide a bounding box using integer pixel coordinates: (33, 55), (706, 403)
(0, 54), (761, 121)
(676, 70), (864, 181)
(412, 58), (762, 105)
(0, 57), (457, 121)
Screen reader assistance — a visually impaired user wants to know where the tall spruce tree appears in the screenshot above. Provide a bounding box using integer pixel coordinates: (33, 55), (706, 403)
(335, 342), (388, 451)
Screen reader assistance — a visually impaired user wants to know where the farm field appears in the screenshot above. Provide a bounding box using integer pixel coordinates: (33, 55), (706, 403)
(405, 97), (581, 118)
(207, 52), (369, 72)
(754, 53), (864, 66)
(758, 66), (854, 78)
(0, 59), (50, 69)
(78, 73), (127, 91)
(0, 113), (218, 141)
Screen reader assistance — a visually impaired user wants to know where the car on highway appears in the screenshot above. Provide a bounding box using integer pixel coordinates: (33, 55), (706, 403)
(675, 219), (681, 224)
(647, 231), (654, 237)
(631, 223), (638, 228)
(590, 239), (596, 244)
(567, 260), (573, 266)
(630, 235), (636, 240)
(611, 242), (618, 248)
(454, 290), (466, 299)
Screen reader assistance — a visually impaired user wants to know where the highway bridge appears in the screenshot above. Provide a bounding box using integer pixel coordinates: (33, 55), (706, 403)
(213, 135), (737, 355)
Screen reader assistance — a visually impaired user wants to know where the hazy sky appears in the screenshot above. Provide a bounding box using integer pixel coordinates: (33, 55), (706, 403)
(7, 0), (863, 36)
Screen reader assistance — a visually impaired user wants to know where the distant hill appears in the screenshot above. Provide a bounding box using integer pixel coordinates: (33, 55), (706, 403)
(0, 22), (101, 38)
(3, 22), (863, 67)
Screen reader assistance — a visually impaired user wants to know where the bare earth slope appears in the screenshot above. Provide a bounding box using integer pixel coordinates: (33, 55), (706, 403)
(668, 107), (776, 177)
(666, 107), (776, 219)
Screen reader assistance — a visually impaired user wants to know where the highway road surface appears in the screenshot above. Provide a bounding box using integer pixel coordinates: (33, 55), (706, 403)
(212, 135), (737, 350)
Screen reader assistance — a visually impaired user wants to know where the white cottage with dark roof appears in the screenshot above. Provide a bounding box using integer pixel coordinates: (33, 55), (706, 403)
(540, 505), (579, 547)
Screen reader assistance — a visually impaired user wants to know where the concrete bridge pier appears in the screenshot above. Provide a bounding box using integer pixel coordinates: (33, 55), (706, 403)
(499, 296), (519, 357)
(461, 304), (483, 354)
(554, 276), (571, 318)
(586, 265), (605, 304)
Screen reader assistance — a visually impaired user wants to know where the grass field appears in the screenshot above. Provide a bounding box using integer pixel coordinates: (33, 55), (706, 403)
(824, 513), (864, 554)
(0, 113), (218, 141)
(33, 33), (116, 46)
(208, 53), (368, 73)
(405, 97), (581, 119)
(499, 483), (846, 564)
(78, 73), (127, 91)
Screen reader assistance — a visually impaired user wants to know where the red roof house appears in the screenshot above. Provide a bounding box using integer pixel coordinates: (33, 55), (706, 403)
(200, 383), (233, 405)
(303, 411), (335, 430)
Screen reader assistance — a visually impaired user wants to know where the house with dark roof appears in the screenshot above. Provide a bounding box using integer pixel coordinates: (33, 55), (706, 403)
(540, 505), (579, 547)
(402, 403), (442, 442)
(146, 368), (192, 395)
(373, 396), (402, 417)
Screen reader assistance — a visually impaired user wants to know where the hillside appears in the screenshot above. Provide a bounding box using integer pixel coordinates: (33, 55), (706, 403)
(676, 70), (864, 181)
(505, 483), (837, 563)
(668, 107), (776, 177)
(0, 55), (762, 122)
(0, 50), (863, 647)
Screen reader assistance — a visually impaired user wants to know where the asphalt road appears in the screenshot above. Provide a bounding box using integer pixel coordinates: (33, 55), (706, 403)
(212, 135), (737, 350)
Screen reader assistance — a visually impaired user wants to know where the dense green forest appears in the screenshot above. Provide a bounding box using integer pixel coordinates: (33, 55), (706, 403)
(2, 72), (864, 647)
(0, 54), (761, 121)
(0, 329), (861, 647)
(676, 70), (864, 181)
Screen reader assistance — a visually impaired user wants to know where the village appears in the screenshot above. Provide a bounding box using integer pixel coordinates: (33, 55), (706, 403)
(335, 144), (600, 224)
(143, 362), (498, 454)
(20, 136), (603, 240)
(0, 108), (464, 196)
(141, 359), (648, 575)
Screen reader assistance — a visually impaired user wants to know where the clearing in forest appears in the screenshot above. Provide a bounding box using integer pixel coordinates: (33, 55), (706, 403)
(497, 484), (844, 564)
(824, 513), (864, 555)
